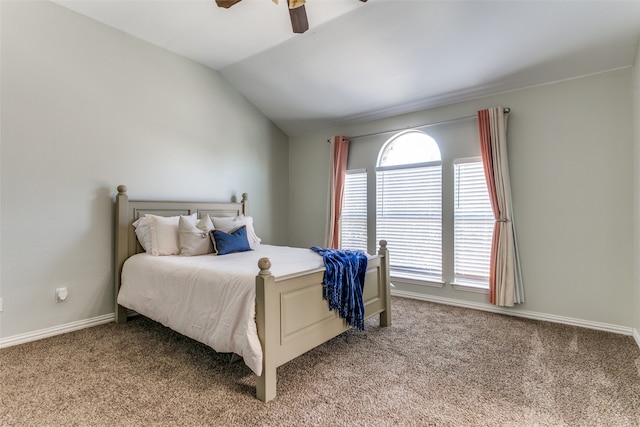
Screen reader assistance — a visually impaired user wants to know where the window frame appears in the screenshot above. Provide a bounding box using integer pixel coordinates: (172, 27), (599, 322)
(340, 118), (491, 294)
(375, 131), (444, 285)
(340, 169), (368, 252)
(451, 157), (493, 293)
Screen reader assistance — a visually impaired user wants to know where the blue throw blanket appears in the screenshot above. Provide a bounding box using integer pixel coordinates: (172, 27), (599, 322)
(310, 247), (368, 330)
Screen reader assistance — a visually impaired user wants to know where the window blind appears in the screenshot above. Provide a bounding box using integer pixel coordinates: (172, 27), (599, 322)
(376, 165), (442, 281)
(454, 160), (493, 286)
(340, 171), (368, 251)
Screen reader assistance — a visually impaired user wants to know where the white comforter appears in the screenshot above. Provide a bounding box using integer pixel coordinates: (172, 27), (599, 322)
(117, 245), (326, 376)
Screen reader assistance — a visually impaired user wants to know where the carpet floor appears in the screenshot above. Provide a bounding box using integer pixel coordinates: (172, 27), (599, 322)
(1, 297), (639, 426)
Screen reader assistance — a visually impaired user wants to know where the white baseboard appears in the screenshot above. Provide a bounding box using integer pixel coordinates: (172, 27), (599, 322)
(2, 297), (639, 352)
(392, 289), (635, 337)
(0, 313), (115, 349)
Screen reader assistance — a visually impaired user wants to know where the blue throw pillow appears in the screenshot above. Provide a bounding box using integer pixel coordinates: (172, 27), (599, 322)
(211, 226), (252, 255)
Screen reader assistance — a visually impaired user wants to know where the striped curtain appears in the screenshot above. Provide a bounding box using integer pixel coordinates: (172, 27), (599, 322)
(478, 107), (524, 306)
(324, 136), (350, 249)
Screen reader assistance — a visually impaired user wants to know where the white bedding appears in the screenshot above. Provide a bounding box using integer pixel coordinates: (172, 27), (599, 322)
(117, 244), (326, 376)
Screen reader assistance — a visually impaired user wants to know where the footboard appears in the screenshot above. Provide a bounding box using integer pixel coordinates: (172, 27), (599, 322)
(255, 241), (391, 402)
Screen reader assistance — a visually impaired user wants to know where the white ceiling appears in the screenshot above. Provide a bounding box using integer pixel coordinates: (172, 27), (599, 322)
(53, 0), (640, 136)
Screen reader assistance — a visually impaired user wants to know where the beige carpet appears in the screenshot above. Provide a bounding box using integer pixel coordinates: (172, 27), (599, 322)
(1, 297), (639, 426)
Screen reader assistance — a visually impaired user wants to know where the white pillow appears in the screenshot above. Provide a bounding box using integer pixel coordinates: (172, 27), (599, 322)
(132, 216), (152, 252)
(179, 215), (214, 256)
(212, 215), (261, 248)
(134, 213), (197, 256)
(148, 215), (181, 256)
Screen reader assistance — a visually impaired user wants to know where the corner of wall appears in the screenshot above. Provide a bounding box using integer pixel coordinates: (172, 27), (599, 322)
(633, 40), (640, 344)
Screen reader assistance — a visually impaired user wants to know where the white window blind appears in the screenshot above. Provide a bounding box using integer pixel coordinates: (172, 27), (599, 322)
(454, 160), (493, 287)
(376, 164), (442, 281)
(340, 170), (368, 251)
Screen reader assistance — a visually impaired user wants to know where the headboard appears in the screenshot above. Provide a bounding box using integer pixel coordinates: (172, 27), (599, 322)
(114, 184), (248, 323)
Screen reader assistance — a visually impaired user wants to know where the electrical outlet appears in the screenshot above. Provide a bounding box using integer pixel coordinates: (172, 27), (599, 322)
(55, 287), (68, 302)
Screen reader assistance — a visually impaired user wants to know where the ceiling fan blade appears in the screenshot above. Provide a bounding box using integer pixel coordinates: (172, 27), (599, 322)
(215, 0), (242, 8)
(288, 1), (308, 34)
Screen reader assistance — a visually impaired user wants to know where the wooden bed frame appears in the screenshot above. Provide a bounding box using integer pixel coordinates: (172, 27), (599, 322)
(114, 185), (391, 402)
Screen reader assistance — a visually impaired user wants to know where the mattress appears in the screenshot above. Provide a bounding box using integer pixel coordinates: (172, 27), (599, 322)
(117, 244), (326, 376)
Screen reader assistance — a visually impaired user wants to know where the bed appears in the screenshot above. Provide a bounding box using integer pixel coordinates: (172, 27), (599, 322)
(114, 185), (391, 402)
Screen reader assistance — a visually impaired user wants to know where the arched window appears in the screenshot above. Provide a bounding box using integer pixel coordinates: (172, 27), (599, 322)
(376, 131), (442, 281)
(377, 131), (441, 166)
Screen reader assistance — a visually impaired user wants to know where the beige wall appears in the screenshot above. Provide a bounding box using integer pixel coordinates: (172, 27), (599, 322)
(1, 1), (635, 343)
(0, 1), (289, 338)
(290, 69), (635, 329)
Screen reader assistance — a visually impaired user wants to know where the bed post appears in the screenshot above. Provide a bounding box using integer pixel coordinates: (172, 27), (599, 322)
(255, 257), (278, 402)
(378, 240), (392, 327)
(114, 185), (129, 324)
(241, 193), (249, 216)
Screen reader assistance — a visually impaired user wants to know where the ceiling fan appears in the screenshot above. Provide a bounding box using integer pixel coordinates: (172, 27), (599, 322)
(215, 0), (367, 34)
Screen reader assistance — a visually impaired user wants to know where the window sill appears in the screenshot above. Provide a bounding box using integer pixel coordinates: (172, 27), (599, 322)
(391, 275), (444, 288)
(451, 282), (489, 294)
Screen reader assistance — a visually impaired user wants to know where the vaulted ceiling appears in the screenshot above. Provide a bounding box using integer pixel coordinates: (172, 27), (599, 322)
(53, 0), (640, 136)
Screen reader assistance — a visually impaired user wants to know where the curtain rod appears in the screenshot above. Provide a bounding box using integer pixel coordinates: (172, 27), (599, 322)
(327, 107), (510, 142)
